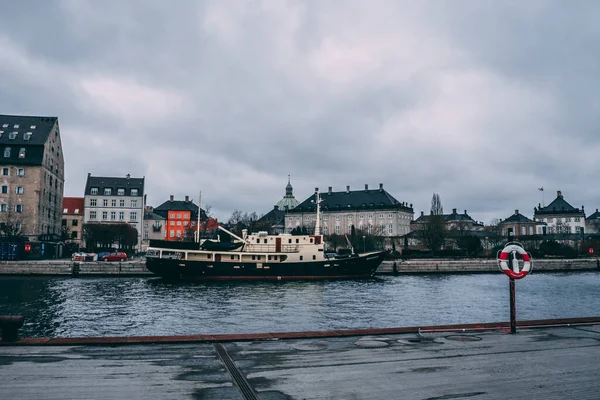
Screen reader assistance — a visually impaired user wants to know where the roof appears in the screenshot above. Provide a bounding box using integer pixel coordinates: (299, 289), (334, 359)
(144, 211), (165, 221)
(0, 114), (57, 146)
(535, 191), (583, 215)
(258, 207), (285, 225)
(587, 209), (600, 221)
(153, 199), (207, 220)
(500, 211), (535, 224)
(62, 197), (84, 215)
(291, 185), (412, 213)
(0, 114), (58, 166)
(414, 209), (478, 224)
(84, 174), (145, 196)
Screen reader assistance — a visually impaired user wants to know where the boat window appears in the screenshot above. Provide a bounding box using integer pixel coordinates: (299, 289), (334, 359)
(231, 255), (235, 260)
(268, 255), (272, 260)
(296, 239), (299, 244)
(252, 255), (256, 260)
(310, 238), (313, 243)
(263, 239), (267, 244)
(288, 239), (292, 244)
(299, 256), (303, 260)
(274, 255), (277, 260)
(207, 254), (211, 259)
(256, 239), (260, 243)
(313, 255), (316, 260)
(257, 256), (261, 260)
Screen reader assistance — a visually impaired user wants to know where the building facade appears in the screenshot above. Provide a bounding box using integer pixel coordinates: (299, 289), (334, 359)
(153, 195), (205, 241)
(585, 209), (600, 234)
(411, 208), (484, 232)
(0, 114), (65, 238)
(285, 184), (414, 236)
(62, 197), (84, 248)
(142, 207), (166, 249)
(83, 174), (145, 250)
(498, 209), (543, 237)
(533, 191), (585, 234)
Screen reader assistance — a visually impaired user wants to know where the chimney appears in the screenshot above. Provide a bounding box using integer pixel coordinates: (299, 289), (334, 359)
(464, 210), (467, 215)
(328, 186), (332, 194)
(274, 205), (279, 211)
(169, 195), (174, 202)
(185, 195), (189, 202)
(126, 173), (130, 179)
(452, 208), (457, 214)
(515, 209), (519, 215)
(557, 190), (562, 198)
(365, 184), (368, 191)
(379, 183), (383, 191)
(315, 187), (319, 193)
(421, 211), (424, 217)
(346, 185), (350, 193)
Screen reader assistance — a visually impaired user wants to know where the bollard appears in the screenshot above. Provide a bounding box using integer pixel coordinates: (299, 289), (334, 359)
(0, 315), (25, 343)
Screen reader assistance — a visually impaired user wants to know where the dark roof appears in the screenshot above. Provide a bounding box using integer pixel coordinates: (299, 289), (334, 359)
(258, 207), (285, 225)
(62, 197), (84, 215)
(0, 114), (57, 146)
(414, 209), (478, 224)
(0, 114), (58, 166)
(587, 209), (600, 221)
(144, 211), (165, 221)
(500, 211), (535, 224)
(535, 192), (583, 215)
(153, 199), (207, 220)
(84, 174), (144, 196)
(292, 186), (412, 213)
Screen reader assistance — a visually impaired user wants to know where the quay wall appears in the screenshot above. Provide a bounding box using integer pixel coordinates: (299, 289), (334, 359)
(0, 259), (598, 277)
(377, 258), (600, 274)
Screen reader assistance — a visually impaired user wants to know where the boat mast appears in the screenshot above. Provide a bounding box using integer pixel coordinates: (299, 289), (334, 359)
(314, 187), (321, 235)
(197, 190), (202, 248)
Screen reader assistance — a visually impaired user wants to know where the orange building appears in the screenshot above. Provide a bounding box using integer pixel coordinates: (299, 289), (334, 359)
(153, 195), (214, 241)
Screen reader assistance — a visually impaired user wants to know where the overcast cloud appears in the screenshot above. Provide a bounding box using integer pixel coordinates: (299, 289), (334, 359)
(1, 0), (599, 223)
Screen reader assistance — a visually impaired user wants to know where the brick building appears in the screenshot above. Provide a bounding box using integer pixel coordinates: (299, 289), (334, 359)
(0, 114), (65, 238)
(62, 197), (84, 248)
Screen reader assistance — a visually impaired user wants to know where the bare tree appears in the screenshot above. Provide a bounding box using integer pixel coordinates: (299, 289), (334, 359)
(0, 197), (24, 240)
(417, 193), (446, 254)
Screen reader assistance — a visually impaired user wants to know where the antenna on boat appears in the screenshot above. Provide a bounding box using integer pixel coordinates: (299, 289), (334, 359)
(314, 187), (321, 235)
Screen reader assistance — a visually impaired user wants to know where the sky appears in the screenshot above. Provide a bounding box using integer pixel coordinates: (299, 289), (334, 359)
(1, 0), (599, 223)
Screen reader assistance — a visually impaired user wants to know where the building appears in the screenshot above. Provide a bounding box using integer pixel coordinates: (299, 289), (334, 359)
(585, 209), (600, 234)
(498, 209), (543, 237)
(0, 114), (65, 238)
(533, 191), (585, 234)
(62, 197), (84, 248)
(142, 206), (166, 249)
(258, 177), (299, 234)
(83, 174), (145, 250)
(285, 184), (414, 236)
(411, 208), (484, 232)
(153, 195), (207, 241)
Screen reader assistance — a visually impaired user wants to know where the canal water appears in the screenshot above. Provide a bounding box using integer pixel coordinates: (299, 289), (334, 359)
(1, 272), (599, 338)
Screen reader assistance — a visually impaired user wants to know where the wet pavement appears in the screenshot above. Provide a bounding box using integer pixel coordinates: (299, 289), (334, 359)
(1, 323), (600, 399)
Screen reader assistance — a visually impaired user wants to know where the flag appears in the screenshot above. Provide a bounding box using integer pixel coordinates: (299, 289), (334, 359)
(538, 187), (544, 191)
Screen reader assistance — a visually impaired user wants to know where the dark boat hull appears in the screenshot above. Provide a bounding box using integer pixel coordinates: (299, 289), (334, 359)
(145, 251), (388, 281)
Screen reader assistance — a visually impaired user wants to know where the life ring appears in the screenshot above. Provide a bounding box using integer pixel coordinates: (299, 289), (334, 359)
(498, 243), (532, 279)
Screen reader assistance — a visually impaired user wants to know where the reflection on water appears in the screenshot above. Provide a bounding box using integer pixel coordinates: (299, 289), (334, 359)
(1, 272), (599, 338)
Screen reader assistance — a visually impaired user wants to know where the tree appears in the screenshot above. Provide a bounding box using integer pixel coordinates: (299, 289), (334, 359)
(83, 223), (138, 251)
(60, 225), (71, 242)
(417, 193), (446, 254)
(0, 198), (24, 240)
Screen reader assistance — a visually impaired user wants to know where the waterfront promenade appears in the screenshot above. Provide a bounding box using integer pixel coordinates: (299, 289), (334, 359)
(1, 318), (600, 399)
(0, 258), (598, 276)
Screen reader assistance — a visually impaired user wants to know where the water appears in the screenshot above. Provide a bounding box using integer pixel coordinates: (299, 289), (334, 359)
(1, 273), (599, 338)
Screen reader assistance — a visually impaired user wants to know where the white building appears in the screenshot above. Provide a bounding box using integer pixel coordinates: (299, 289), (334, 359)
(83, 173), (145, 250)
(533, 191), (586, 234)
(285, 184), (413, 237)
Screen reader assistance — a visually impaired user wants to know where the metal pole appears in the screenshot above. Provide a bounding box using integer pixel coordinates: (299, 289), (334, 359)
(509, 277), (516, 333)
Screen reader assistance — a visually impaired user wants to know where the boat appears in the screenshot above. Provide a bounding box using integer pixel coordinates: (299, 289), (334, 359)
(145, 190), (389, 281)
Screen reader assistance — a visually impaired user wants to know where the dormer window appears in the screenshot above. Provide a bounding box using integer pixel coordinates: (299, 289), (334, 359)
(1, 124), (7, 128)
(104, 188), (112, 195)
(0, 131), (3, 137)
(23, 132), (32, 140)
(9, 132), (17, 140)
(63, 208), (68, 213)
(13, 124), (19, 128)
(131, 189), (138, 196)
(18, 148), (25, 158)
(90, 187), (98, 195)
(30, 125), (36, 129)
(117, 188), (125, 195)
(3, 147), (10, 157)
(74, 209), (79, 214)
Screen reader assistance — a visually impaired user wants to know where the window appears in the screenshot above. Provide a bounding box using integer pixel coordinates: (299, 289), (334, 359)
(71, 231), (77, 239)
(335, 215), (340, 221)
(170, 230), (175, 237)
(1, 124), (6, 128)
(170, 213), (175, 218)
(110, 199), (116, 207)
(379, 214), (384, 219)
(131, 189), (138, 196)
(16, 204), (22, 213)
(102, 211), (108, 220)
(90, 199), (97, 207)
(120, 199), (125, 207)
(176, 231), (181, 238)
(90, 211), (97, 219)
(2, 168), (8, 175)
(299, 256), (303, 261)
(388, 224), (393, 234)
(74, 209), (79, 214)
(18, 148), (25, 158)
(110, 211), (116, 220)
(119, 211), (125, 220)
(323, 216), (328, 221)
(117, 188), (125, 195)
(131, 200), (138, 208)
(16, 186), (23, 194)
(72, 219), (78, 227)
(91, 187), (98, 195)
(17, 168), (24, 176)
(347, 225), (352, 234)
(104, 188), (111, 195)
(368, 224), (373, 234)
(575, 217), (581, 222)
(176, 221), (182, 226)
(103, 199), (108, 207)
(184, 221), (188, 226)
(347, 215), (353, 220)
(335, 226), (340, 234)
(1, 185), (7, 194)
(565, 217), (571, 222)
(130, 211), (137, 221)
(23, 132), (32, 140)
(388, 213), (394, 218)
(177, 214), (182, 218)
(30, 125), (36, 129)
(9, 132), (17, 140)
(170, 221), (175, 226)
(13, 124), (19, 128)
(0, 204), (6, 212)
(323, 226), (328, 235)
(4, 147), (10, 157)
(63, 208), (68, 213)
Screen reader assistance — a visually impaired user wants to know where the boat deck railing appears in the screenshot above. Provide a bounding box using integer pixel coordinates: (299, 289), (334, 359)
(245, 244), (299, 253)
